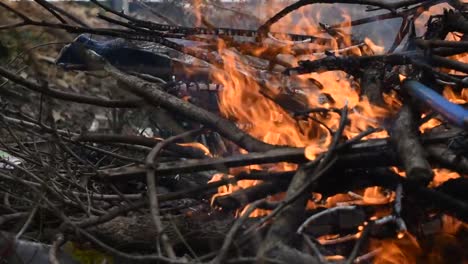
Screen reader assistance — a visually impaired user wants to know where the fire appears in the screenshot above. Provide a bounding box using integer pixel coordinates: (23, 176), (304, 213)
(373, 232), (421, 264)
(429, 168), (461, 188)
(441, 215), (466, 235)
(362, 186), (395, 205)
(204, 1), (463, 241)
(177, 142), (212, 156)
(443, 87), (468, 104)
(419, 116), (442, 133)
(153, 137), (212, 157)
(214, 44), (327, 151)
(365, 37), (385, 54)
(372, 215), (467, 264)
(207, 2), (402, 217)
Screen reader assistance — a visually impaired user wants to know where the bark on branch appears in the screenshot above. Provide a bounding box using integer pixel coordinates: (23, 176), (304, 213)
(102, 63), (277, 153)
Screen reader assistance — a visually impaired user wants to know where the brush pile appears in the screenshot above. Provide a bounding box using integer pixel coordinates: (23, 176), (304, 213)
(0, 0), (467, 263)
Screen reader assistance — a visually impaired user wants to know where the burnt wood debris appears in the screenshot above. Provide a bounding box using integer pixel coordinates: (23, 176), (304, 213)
(0, 0), (467, 263)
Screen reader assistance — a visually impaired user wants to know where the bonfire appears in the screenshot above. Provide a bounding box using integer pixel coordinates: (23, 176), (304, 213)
(0, 0), (466, 263)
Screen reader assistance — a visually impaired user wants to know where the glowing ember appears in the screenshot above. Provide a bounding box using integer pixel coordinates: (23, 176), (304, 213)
(429, 169), (461, 188)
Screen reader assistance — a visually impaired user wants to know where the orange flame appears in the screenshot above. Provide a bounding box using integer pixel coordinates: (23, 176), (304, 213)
(208, 3), (400, 216)
(373, 232), (421, 264)
(429, 168), (460, 188)
(199, 4), (467, 263)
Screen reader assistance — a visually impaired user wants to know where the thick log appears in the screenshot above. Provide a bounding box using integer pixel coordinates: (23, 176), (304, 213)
(85, 207), (360, 257)
(82, 175), (468, 254)
(258, 168), (312, 260)
(266, 243), (321, 264)
(390, 104), (433, 184)
(426, 145), (468, 175)
(88, 212), (235, 252)
(445, 10), (468, 34)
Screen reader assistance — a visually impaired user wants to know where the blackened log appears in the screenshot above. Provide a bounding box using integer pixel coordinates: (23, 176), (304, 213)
(430, 55), (468, 75)
(390, 104), (433, 184)
(415, 39), (468, 49)
(88, 212), (236, 252)
(426, 145), (468, 175)
(445, 10), (468, 34)
(266, 243), (320, 264)
(287, 52), (419, 76)
(87, 178), (467, 253)
(435, 178), (468, 203)
(256, 168), (312, 261)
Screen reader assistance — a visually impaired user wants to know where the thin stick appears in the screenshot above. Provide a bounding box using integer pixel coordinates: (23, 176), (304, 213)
(15, 203), (39, 239)
(345, 223), (373, 264)
(212, 200), (266, 264)
(145, 128), (203, 258)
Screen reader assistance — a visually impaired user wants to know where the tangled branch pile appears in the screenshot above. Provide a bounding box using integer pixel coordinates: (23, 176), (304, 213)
(0, 0), (467, 263)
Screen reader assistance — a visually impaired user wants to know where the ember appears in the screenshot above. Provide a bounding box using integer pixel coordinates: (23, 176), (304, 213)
(0, 0), (466, 263)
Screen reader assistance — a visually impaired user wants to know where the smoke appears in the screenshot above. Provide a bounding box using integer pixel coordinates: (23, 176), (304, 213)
(135, 1), (452, 51)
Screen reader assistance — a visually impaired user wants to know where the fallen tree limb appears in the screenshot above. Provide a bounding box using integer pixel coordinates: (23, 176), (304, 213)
(390, 104), (433, 184)
(85, 173), (468, 253)
(89, 212), (235, 252)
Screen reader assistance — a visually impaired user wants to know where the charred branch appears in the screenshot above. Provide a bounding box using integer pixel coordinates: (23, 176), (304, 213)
(97, 129), (463, 180)
(426, 145), (468, 174)
(390, 104), (433, 184)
